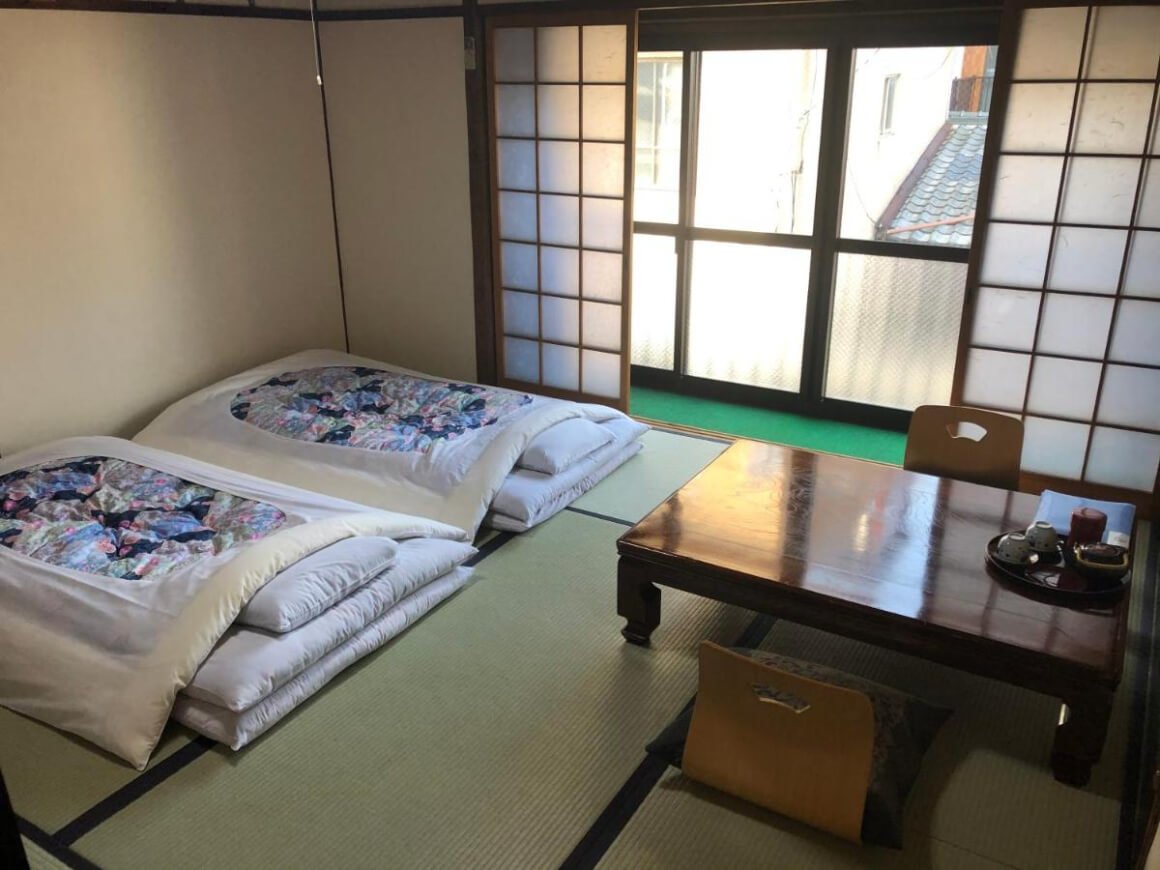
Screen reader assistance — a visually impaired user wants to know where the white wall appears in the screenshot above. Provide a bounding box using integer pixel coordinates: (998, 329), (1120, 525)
(0, 11), (345, 456)
(321, 18), (477, 382)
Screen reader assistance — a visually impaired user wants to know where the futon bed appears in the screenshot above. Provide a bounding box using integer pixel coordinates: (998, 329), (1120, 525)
(0, 437), (474, 768)
(134, 349), (648, 536)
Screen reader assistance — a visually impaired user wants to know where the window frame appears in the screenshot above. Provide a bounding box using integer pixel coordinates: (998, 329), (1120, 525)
(630, 9), (1002, 429)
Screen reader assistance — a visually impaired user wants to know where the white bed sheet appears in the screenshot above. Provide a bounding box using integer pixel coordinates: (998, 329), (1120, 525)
(173, 567), (471, 749)
(134, 349), (631, 537)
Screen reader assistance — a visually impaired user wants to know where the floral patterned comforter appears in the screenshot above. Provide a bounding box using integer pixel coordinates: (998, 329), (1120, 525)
(0, 457), (287, 580)
(229, 366), (533, 454)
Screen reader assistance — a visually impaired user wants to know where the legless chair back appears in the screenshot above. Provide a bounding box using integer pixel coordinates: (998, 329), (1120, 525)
(904, 405), (1024, 490)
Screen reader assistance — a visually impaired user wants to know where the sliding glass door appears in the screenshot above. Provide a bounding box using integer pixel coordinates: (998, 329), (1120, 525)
(631, 29), (998, 427)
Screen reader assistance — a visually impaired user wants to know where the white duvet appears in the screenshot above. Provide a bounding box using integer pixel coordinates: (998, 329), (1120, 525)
(0, 437), (465, 768)
(135, 349), (634, 536)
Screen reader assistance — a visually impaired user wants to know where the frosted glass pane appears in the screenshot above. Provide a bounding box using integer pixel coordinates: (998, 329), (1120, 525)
(1125, 231), (1160, 297)
(1021, 417), (1090, 479)
(1086, 428), (1160, 491)
(539, 194), (579, 247)
(541, 246), (578, 297)
(500, 242), (537, 291)
(493, 28), (534, 82)
(971, 287), (1041, 351)
(1026, 357), (1101, 420)
(1014, 7), (1086, 80)
(499, 191), (537, 242)
(1002, 84), (1075, 153)
(634, 53), (684, 223)
(538, 141), (579, 194)
(582, 86), (625, 141)
(537, 27), (579, 83)
(1099, 365), (1160, 430)
(687, 242), (810, 392)
(502, 290), (538, 339)
(582, 25), (626, 83)
(1139, 161), (1160, 228)
(1038, 294), (1114, 359)
(631, 233), (676, 370)
(961, 349), (1031, 411)
(496, 85), (535, 137)
(991, 156), (1064, 222)
(540, 295), (578, 345)
(980, 223), (1051, 288)
(1060, 157), (1141, 226)
(582, 198), (623, 251)
(537, 86), (579, 139)
(1084, 6), (1160, 80)
(582, 250), (622, 302)
(504, 337), (539, 383)
(582, 349), (621, 399)
(825, 255), (966, 410)
(1110, 300), (1160, 365)
(1072, 84), (1154, 155)
(497, 138), (536, 191)
(1048, 227), (1128, 294)
(542, 343), (579, 391)
(582, 301), (621, 351)
(582, 142), (624, 197)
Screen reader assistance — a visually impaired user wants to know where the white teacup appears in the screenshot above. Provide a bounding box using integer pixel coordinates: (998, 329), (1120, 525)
(1025, 520), (1059, 552)
(996, 532), (1032, 564)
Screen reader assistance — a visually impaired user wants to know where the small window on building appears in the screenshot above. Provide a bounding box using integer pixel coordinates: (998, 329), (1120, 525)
(880, 74), (899, 134)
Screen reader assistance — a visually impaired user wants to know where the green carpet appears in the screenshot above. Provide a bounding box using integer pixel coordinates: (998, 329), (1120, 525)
(631, 386), (907, 466)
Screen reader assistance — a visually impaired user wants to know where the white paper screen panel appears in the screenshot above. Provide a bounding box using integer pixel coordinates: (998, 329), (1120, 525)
(957, 3), (1160, 494)
(490, 18), (633, 407)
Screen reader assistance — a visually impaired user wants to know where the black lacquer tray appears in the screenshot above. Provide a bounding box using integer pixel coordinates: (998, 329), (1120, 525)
(984, 533), (1130, 601)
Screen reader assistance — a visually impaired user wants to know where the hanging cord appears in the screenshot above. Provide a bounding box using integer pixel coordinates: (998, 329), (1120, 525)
(310, 0), (323, 87)
(310, 0), (351, 352)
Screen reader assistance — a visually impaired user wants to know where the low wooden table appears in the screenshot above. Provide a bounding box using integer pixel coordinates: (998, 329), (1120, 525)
(616, 440), (1129, 787)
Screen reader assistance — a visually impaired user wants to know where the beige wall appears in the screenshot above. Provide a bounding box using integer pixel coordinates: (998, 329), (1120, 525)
(321, 18), (477, 382)
(0, 11), (345, 456)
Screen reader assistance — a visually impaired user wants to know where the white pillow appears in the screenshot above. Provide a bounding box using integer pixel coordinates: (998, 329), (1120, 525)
(238, 536), (398, 633)
(518, 418), (615, 475)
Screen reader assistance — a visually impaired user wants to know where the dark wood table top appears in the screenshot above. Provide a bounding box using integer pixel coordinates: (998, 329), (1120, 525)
(618, 440), (1129, 684)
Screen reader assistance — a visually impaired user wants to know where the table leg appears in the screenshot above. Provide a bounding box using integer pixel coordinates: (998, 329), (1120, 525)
(618, 558), (661, 645)
(1050, 688), (1114, 787)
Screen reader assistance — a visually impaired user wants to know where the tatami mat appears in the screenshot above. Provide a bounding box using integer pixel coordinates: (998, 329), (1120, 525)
(571, 429), (727, 523)
(0, 428), (1150, 870)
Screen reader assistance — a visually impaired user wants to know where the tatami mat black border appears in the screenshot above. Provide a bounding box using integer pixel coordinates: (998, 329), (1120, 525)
(466, 531), (516, 566)
(54, 736), (215, 846)
(565, 506), (634, 527)
(17, 818), (100, 870)
(1117, 522), (1160, 870)
(645, 422), (733, 445)
(560, 612), (778, 869)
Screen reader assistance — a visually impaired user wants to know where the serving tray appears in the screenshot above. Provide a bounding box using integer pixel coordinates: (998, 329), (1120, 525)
(984, 533), (1129, 601)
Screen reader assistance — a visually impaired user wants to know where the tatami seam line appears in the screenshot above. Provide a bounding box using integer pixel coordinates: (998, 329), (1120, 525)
(466, 531), (517, 566)
(559, 612), (778, 869)
(564, 506), (634, 527)
(53, 735), (216, 848)
(18, 817), (101, 870)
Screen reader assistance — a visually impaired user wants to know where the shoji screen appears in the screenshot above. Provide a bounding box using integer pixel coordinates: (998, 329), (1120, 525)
(956, 3), (1160, 498)
(487, 15), (636, 410)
